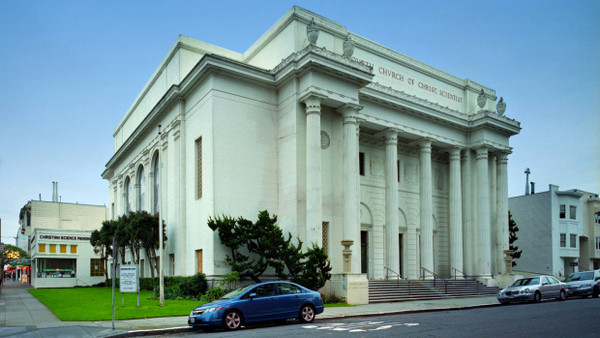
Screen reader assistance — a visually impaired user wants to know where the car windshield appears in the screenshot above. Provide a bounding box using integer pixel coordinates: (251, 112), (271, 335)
(565, 271), (593, 282)
(512, 277), (539, 287)
(219, 284), (255, 300)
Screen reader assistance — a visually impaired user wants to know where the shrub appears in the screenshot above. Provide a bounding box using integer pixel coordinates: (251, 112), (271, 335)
(201, 287), (227, 301)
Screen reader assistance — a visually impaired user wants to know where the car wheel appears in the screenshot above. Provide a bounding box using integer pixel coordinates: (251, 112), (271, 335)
(299, 304), (316, 323)
(558, 290), (566, 301)
(593, 287), (599, 298)
(533, 291), (541, 303)
(223, 310), (243, 331)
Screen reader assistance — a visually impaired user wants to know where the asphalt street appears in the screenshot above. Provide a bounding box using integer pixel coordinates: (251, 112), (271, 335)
(159, 297), (600, 337)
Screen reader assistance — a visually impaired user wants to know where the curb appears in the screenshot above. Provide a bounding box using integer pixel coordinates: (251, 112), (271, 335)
(102, 303), (499, 337)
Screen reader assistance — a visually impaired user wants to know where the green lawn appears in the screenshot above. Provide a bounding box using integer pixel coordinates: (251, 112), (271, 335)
(29, 288), (204, 321)
(29, 287), (351, 321)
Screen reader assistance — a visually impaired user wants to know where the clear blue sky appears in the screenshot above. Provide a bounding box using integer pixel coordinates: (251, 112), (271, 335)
(1, 1), (598, 245)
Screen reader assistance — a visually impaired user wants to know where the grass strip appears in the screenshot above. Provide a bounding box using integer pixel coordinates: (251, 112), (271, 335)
(29, 287), (351, 321)
(29, 287), (204, 321)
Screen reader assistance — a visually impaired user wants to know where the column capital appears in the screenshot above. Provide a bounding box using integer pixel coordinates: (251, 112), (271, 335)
(448, 147), (462, 161)
(337, 103), (362, 115)
(497, 151), (509, 164)
(418, 138), (432, 153)
(475, 146), (488, 160)
(301, 95), (326, 115)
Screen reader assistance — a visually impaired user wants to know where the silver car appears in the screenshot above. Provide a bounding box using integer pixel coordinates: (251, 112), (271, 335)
(564, 270), (600, 298)
(497, 276), (567, 304)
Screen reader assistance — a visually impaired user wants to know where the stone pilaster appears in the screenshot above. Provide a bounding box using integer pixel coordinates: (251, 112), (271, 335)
(304, 97), (323, 247)
(384, 130), (400, 275)
(419, 139), (434, 276)
(448, 148), (463, 276)
(496, 152), (509, 274)
(476, 146), (491, 277)
(339, 104), (361, 273)
(461, 149), (473, 275)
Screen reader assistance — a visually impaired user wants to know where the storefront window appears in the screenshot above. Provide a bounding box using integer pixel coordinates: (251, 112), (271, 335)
(37, 258), (76, 278)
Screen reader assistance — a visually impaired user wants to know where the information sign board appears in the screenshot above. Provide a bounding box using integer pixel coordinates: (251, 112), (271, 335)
(119, 265), (139, 292)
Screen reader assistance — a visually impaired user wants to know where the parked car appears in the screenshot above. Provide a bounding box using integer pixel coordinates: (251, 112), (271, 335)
(564, 270), (600, 298)
(497, 276), (567, 304)
(188, 281), (324, 330)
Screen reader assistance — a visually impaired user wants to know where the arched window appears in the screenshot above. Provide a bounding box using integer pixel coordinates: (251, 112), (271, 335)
(124, 176), (131, 213)
(152, 151), (160, 214)
(137, 165), (145, 211)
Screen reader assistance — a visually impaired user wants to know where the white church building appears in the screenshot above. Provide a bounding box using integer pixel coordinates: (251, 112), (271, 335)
(102, 7), (521, 299)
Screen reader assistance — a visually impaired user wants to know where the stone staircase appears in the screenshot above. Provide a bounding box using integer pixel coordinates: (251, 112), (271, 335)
(368, 279), (500, 303)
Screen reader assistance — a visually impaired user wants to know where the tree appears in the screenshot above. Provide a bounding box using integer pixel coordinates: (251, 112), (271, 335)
(508, 211), (522, 267)
(1, 244), (30, 280)
(208, 210), (332, 290)
(90, 219), (119, 281)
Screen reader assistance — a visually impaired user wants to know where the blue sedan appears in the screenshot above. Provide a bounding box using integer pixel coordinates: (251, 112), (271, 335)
(188, 281), (324, 330)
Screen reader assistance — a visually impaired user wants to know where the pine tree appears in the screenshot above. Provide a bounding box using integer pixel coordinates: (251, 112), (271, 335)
(508, 211), (522, 267)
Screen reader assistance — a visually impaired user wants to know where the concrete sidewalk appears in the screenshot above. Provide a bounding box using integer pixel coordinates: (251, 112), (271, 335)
(0, 280), (499, 337)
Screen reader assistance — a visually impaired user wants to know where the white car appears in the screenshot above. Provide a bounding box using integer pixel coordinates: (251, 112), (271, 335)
(564, 270), (600, 298)
(497, 276), (567, 304)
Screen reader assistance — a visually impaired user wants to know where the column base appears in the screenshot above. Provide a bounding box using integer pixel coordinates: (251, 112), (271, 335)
(323, 273), (368, 305)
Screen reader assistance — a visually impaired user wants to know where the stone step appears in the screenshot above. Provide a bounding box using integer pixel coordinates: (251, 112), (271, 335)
(367, 279), (500, 303)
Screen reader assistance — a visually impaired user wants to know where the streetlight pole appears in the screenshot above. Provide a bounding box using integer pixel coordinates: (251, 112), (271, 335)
(158, 124), (164, 306)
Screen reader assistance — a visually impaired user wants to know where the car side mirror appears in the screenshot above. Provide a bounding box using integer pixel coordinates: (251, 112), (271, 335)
(249, 293), (257, 299)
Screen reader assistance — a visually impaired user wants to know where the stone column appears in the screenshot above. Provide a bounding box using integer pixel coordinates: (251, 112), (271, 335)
(339, 104), (361, 273)
(448, 148), (463, 276)
(304, 97), (322, 247)
(476, 146), (491, 277)
(385, 130), (400, 274)
(461, 150), (473, 275)
(419, 139), (434, 277)
(496, 152), (509, 274)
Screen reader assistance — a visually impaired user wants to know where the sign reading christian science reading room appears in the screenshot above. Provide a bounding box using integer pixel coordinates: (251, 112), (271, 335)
(120, 265), (139, 293)
(39, 234), (91, 241)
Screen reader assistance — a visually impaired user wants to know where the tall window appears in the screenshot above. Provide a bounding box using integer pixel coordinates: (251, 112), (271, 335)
(137, 165), (145, 211)
(124, 176), (132, 213)
(559, 205), (566, 219)
(60, 244), (67, 253)
(152, 151), (160, 214)
(196, 137), (203, 199)
(359, 152), (365, 176)
(322, 222), (329, 255)
(560, 233), (566, 247)
(569, 206), (577, 220)
(596, 237), (600, 250)
(570, 234), (577, 248)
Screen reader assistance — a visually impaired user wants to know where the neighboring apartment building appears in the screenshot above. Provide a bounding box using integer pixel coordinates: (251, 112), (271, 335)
(509, 185), (600, 277)
(102, 6), (520, 299)
(17, 184), (109, 287)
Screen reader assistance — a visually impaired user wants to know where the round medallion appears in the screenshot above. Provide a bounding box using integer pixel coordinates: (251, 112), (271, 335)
(321, 131), (330, 149)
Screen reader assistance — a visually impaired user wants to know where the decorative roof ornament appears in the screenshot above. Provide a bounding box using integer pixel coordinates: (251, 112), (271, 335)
(343, 34), (355, 58)
(496, 97), (506, 115)
(477, 89), (486, 109)
(307, 18), (319, 45)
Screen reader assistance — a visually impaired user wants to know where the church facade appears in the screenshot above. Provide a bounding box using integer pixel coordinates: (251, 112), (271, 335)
(102, 7), (521, 289)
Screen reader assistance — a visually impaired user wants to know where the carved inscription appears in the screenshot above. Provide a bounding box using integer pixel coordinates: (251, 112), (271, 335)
(352, 57), (463, 103)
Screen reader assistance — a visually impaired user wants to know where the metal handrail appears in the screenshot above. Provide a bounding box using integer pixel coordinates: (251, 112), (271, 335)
(451, 268), (479, 293)
(420, 267), (449, 293)
(384, 266), (402, 287)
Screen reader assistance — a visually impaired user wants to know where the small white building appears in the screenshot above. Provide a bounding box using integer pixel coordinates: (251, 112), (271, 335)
(509, 185), (600, 277)
(17, 186), (109, 288)
(30, 229), (106, 288)
(102, 6), (521, 301)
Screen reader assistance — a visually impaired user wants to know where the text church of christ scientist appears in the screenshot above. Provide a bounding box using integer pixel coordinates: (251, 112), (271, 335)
(102, 7), (521, 299)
